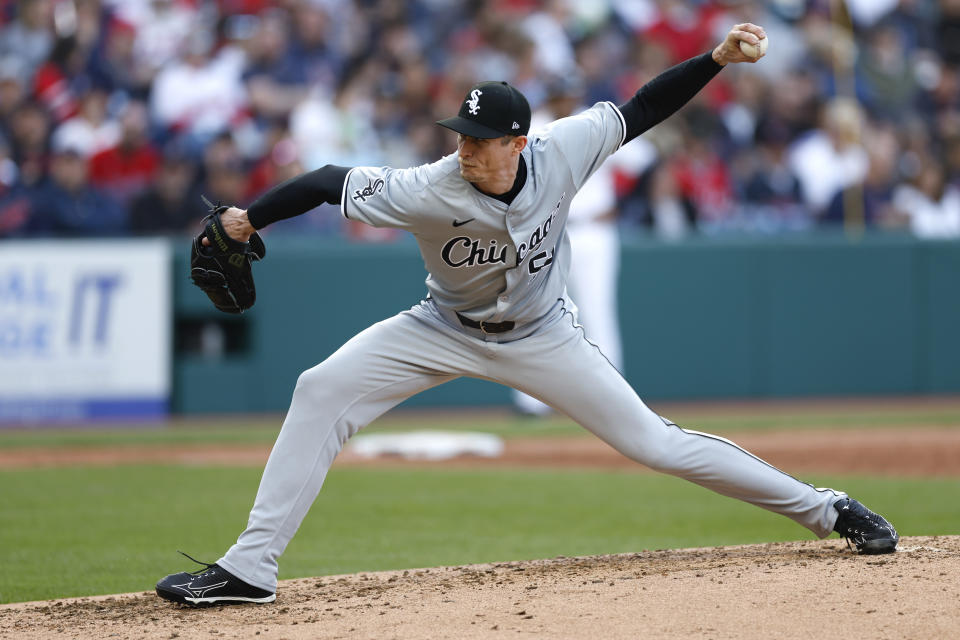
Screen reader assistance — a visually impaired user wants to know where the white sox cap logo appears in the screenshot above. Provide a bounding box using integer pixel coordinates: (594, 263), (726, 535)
(467, 89), (482, 115)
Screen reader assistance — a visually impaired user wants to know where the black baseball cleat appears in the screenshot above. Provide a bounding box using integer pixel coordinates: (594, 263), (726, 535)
(832, 497), (899, 555)
(156, 552), (275, 606)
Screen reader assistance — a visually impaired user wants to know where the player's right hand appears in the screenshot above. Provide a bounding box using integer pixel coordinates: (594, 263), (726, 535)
(712, 23), (767, 66)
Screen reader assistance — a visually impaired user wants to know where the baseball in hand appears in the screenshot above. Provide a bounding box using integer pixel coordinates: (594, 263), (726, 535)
(739, 35), (768, 59)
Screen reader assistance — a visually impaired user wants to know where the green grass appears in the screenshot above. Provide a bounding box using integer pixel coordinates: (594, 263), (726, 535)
(1, 464), (957, 604)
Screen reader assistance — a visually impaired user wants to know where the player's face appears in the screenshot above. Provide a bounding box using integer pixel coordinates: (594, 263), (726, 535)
(456, 134), (521, 183)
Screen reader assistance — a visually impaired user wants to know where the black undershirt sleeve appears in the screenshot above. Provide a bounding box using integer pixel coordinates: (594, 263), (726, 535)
(618, 52), (724, 145)
(246, 164), (351, 230)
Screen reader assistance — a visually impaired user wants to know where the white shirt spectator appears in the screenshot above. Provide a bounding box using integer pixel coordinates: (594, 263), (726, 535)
(788, 129), (868, 214)
(290, 85), (383, 170)
(522, 4), (577, 77)
(105, 0), (198, 73)
(150, 46), (248, 141)
(844, 0), (899, 28)
(51, 116), (120, 159)
(893, 183), (960, 239)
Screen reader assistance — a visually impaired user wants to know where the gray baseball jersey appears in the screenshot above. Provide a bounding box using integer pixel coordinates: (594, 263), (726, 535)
(216, 103), (846, 593)
(341, 101), (626, 325)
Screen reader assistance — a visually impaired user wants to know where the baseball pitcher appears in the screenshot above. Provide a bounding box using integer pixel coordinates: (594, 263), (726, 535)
(157, 24), (898, 606)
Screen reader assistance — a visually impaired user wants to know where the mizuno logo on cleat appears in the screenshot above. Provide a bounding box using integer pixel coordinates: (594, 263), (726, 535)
(171, 580), (229, 599)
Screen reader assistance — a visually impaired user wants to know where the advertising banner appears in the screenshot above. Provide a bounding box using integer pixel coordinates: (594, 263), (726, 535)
(0, 239), (172, 423)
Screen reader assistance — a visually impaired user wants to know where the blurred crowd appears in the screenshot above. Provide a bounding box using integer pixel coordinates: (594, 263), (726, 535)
(2, 0), (960, 241)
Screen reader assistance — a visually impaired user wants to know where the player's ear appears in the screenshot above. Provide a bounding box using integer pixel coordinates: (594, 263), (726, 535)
(511, 135), (528, 154)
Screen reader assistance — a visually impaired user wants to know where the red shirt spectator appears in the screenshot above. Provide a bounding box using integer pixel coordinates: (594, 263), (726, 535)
(672, 137), (736, 225)
(642, 1), (725, 65)
(88, 101), (159, 204)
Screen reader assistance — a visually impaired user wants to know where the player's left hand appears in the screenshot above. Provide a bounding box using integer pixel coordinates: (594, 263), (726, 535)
(200, 206), (256, 247)
(190, 199), (266, 314)
(712, 23), (767, 66)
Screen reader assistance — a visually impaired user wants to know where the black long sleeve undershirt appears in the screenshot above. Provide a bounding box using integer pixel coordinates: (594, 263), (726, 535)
(246, 52), (723, 228)
(246, 164), (350, 230)
(617, 52), (724, 144)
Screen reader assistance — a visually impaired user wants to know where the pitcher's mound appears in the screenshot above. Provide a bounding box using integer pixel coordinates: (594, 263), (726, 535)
(2, 536), (957, 639)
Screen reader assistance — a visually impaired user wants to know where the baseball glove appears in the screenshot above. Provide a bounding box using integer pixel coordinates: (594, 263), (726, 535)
(190, 197), (266, 314)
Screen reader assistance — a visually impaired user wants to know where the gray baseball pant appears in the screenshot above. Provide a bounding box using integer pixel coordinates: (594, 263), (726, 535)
(218, 299), (842, 591)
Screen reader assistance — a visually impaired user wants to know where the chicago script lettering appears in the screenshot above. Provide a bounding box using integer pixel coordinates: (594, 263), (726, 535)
(441, 236), (508, 268)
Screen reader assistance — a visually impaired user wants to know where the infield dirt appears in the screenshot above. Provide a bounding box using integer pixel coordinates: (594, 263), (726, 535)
(1, 536), (957, 640)
(3, 427), (960, 476)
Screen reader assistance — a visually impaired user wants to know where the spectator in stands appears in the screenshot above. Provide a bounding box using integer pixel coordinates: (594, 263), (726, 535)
(241, 10), (309, 122)
(50, 86), (120, 159)
(642, 0), (724, 65)
(522, 0), (577, 77)
(244, 120), (292, 202)
(762, 68), (820, 139)
(788, 97), (869, 219)
(6, 100), (50, 188)
(0, 0), (54, 81)
(893, 152), (960, 238)
(289, 59), (384, 169)
(128, 144), (204, 235)
(197, 131), (251, 214)
(88, 100), (159, 205)
(0, 56), (28, 141)
(149, 25), (247, 150)
(739, 119), (808, 232)
(0, 130), (32, 237)
(26, 138), (126, 236)
(856, 21), (920, 120)
(824, 121), (902, 229)
(573, 32), (621, 106)
(719, 66), (766, 149)
(0, 0), (956, 241)
(87, 15), (153, 97)
(113, 0), (197, 79)
(671, 108), (737, 231)
(0, 133), (16, 193)
(287, 1), (341, 90)
(937, 0), (960, 67)
(200, 131), (244, 183)
(31, 35), (85, 125)
(200, 158), (249, 215)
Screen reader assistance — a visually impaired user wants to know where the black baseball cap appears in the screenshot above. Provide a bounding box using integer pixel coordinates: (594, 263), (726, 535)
(437, 81), (531, 139)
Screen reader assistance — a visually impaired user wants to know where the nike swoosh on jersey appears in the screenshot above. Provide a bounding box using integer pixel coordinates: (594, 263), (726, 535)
(452, 218), (475, 227)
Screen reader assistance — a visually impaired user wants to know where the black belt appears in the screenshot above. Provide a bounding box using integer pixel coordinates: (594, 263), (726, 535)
(456, 313), (515, 334)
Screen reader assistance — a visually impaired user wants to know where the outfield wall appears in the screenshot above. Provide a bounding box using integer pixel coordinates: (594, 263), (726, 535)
(172, 233), (960, 413)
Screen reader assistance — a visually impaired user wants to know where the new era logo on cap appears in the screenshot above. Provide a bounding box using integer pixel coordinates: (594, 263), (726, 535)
(437, 81), (531, 139)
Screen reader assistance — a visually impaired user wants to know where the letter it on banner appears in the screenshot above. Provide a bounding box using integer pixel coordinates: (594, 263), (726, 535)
(70, 274), (123, 347)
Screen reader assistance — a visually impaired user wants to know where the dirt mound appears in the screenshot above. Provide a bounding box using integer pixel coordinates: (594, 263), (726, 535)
(2, 536), (957, 640)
